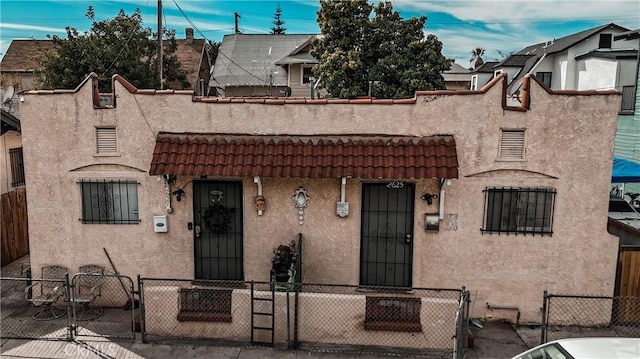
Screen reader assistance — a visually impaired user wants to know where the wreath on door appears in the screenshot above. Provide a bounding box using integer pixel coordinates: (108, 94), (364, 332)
(203, 204), (232, 234)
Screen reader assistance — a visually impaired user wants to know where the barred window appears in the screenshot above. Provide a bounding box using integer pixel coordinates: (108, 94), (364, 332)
(177, 288), (232, 322)
(482, 187), (556, 236)
(9, 147), (25, 187)
(80, 180), (139, 224)
(364, 297), (422, 332)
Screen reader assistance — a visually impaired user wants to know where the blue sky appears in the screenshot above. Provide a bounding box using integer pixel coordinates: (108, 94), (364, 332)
(1, 0), (639, 66)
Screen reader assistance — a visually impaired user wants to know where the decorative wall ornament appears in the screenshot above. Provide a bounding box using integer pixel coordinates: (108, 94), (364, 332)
(292, 187), (310, 224)
(255, 195), (266, 215)
(386, 181), (404, 189)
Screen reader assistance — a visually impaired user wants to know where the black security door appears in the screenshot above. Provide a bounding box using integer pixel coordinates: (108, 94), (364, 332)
(193, 181), (243, 280)
(360, 182), (415, 287)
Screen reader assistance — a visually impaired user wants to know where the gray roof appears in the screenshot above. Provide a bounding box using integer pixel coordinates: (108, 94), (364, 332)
(471, 62), (500, 73)
(495, 54), (535, 68)
(615, 29), (640, 41)
(444, 62), (471, 74)
(211, 34), (318, 88)
(507, 23), (630, 92)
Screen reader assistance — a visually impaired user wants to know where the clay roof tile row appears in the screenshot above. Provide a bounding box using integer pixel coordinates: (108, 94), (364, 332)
(149, 133), (458, 179)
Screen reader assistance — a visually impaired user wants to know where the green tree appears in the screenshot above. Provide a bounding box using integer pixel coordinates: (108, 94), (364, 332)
(470, 47), (486, 69)
(35, 7), (188, 92)
(271, 4), (286, 34)
(311, 0), (449, 99)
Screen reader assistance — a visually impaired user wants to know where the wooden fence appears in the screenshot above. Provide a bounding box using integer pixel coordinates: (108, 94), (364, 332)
(1, 187), (29, 266)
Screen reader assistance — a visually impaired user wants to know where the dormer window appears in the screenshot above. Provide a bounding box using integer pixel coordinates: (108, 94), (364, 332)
(599, 34), (612, 49)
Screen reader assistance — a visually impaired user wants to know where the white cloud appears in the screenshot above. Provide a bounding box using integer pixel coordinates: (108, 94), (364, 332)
(398, 0), (638, 24)
(0, 23), (66, 34)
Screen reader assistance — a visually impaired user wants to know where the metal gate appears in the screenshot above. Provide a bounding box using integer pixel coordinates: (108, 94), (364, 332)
(193, 180), (244, 280)
(71, 272), (136, 339)
(360, 182), (415, 287)
(0, 272), (137, 341)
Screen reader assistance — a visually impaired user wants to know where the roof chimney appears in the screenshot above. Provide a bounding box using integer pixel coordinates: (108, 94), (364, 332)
(186, 28), (194, 44)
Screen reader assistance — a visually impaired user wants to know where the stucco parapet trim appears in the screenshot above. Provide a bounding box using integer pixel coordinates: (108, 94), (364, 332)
(136, 89), (156, 95)
(305, 99), (329, 104)
(282, 99), (307, 104)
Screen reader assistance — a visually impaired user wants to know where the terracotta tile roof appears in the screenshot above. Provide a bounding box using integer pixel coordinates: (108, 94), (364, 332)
(149, 133), (458, 179)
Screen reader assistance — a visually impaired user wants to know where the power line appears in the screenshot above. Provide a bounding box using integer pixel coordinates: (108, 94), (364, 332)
(171, 0), (268, 85)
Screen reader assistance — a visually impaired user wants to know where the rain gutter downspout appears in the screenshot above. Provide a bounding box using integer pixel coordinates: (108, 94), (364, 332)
(439, 179), (451, 220)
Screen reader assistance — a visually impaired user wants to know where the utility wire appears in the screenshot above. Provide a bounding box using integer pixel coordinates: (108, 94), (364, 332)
(100, 24), (138, 78)
(171, 0), (268, 84)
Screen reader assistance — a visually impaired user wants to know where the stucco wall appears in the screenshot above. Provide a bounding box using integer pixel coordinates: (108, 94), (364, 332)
(19, 75), (621, 323)
(144, 285), (457, 348)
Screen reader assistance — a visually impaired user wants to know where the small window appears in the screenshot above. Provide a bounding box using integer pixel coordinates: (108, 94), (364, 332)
(621, 86), (636, 113)
(499, 129), (525, 160)
(482, 187), (556, 236)
(177, 288), (232, 322)
(301, 66), (314, 84)
(80, 179), (139, 224)
(536, 72), (552, 88)
(470, 75), (478, 90)
(599, 34), (612, 49)
(364, 296), (422, 332)
(96, 127), (118, 154)
(9, 147), (25, 187)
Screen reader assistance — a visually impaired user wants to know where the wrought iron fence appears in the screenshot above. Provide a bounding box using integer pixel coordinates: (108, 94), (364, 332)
(139, 277), (469, 357)
(541, 291), (640, 344)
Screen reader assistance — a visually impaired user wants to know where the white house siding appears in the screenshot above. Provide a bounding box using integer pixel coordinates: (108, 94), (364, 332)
(614, 58), (640, 193)
(20, 75), (621, 323)
(578, 58), (618, 90)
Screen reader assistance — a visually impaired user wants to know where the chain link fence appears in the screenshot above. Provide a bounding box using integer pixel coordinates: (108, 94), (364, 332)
(1, 270), (137, 341)
(139, 277), (470, 357)
(0, 276), (71, 340)
(541, 292), (640, 344)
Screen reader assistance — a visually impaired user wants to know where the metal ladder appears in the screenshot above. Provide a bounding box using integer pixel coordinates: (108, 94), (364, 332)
(250, 281), (275, 345)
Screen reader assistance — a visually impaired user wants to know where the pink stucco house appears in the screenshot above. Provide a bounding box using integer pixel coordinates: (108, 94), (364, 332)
(20, 72), (620, 325)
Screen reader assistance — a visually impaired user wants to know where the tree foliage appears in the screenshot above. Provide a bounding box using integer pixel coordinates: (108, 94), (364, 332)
(311, 0), (449, 99)
(271, 5), (286, 34)
(35, 7), (188, 92)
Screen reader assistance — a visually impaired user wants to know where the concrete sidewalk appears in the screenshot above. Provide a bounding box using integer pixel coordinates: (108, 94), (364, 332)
(1, 321), (531, 359)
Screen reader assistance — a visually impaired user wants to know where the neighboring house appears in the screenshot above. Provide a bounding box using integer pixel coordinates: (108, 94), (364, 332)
(613, 29), (640, 194)
(0, 29), (209, 94)
(209, 34), (321, 98)
(0, 39), (55, 90)
(442, 62), (471, 90)
(0, 86), (28, 266)
(499, 23), (637, 103)
(0, 87), (23, 194)
(469, 62), (499, 90)
(21, 71), (620, 327)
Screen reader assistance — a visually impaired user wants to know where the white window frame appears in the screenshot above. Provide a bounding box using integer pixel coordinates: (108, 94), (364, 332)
(300, 65), (314, 85)
(471, 75), (478, 90)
